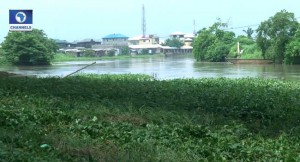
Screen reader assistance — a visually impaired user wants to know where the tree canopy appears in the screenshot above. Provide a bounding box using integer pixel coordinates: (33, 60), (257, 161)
(285, 26), (300, 64)
(1, 29), (58, 65)
(256, 10), (299, 62)
(164, 38), (184, 48)
(193, 20), (235, 62)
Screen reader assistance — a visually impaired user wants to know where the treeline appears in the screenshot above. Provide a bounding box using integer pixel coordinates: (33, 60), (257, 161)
(193, 10), (300, 64)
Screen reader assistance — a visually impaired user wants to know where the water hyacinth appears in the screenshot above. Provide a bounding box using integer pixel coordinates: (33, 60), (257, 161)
(0, 74), (300, 161)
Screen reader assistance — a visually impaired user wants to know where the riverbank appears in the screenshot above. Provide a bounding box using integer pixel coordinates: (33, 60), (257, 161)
(52, 53), (165, 62)
(1, 74), (300, 161)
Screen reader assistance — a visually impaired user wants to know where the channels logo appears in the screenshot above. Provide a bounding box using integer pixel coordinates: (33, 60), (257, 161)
(9, 10), (33, 31)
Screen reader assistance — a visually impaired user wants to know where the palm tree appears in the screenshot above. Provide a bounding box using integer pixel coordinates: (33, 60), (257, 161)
(243, 28), (254, 39)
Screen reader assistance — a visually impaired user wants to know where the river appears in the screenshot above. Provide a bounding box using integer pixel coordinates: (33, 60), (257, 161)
(1, 55), (300, 80)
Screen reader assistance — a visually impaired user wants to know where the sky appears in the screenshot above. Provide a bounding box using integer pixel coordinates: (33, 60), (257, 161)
(0, 0), (300, 42)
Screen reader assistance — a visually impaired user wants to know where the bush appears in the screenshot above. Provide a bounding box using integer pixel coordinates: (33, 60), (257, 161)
(1, 29), (58, 65)
(84, 49), (95, 57)
(107, 49), (115, 56)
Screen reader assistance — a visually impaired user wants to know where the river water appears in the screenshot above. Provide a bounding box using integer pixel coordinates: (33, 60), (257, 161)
(1, 55), (300, 80)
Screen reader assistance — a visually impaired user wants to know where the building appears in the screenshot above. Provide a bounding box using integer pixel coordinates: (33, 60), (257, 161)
(76, 39), (101, 48)
(102, 34), (129, 46)
(183, 33), (195, 46)
(92, 34), (129, 55)
(170, 32), (185, 40)
(128, 35), (159, 45)
(54, 39), (71, 49)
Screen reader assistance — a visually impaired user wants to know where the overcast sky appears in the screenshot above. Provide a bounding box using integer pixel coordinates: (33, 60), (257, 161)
(1, 0), (299, 42)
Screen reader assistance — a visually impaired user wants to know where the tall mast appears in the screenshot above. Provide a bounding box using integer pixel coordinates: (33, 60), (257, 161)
(193, 19), (196, 35)
(142, 4), (146, 38)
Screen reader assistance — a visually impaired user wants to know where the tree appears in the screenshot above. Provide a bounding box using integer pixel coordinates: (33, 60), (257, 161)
(193, 20), (235, 62)
(243, 28), (254, 39)
(1, 29), (58, 65)
(164, 38), (184, 48)
(121, 46), (130, 55)
(256, 10), (299, 62)
(285, 27), (300, 64)
(84, 49), (95, 57)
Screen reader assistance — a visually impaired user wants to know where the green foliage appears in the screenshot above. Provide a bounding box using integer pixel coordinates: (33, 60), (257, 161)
(243, 27), (254, 39)
(83, 49), (95, 57)
(1, 29), (58, 65)
(285, 27), (300, 64)
(256, 10), (299, 62)
(107, 49), (115, 56)
(121, 46), (130, 55)
(1, 75), (300, 160)
(193, 20), (235, 62)
(229, 36), (262, 58)
(164, 38), (184, 48)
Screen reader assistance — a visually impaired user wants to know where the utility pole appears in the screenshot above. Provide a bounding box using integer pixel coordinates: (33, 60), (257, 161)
(193, 19), (196, 35)
(142, 4), (146, 38)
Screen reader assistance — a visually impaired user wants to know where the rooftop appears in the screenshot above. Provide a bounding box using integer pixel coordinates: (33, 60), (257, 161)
(103, 34), (129, 39)
(78, 38), (101, 43)
(54, 39), (69, 43)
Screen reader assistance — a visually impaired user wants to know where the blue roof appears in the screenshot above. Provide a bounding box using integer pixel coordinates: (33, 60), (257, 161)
(103, 34), (129, 39)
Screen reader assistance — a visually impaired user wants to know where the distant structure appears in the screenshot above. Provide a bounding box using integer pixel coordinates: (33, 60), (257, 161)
(142, 4), (146, 38)
(193, 19), (196, 35)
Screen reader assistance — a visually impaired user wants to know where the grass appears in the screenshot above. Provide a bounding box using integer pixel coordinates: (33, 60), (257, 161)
(1, 74), (300, 161)
(53, 53), (164, 62)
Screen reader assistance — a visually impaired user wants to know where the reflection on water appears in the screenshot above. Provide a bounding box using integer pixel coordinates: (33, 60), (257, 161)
(1, 55), (300, 80)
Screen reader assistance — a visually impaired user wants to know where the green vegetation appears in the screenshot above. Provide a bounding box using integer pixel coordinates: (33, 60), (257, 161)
(120, 46), (130, 55)
(243, 27), (254, 39)
(1, 74), (300, 161)
(285, 26), (300, 64)
(257, 10), (299, 63)
(1, 29), (58, 65)
(53, 53), (164, 62)
(229, 36), (263, 59)
(193, 10), (300, 64)
(164, 38), (184, 48)
(193, 19), (235, 62)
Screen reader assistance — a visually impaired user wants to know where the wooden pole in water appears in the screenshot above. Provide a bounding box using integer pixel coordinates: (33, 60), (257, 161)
(63, 62), (96, 78)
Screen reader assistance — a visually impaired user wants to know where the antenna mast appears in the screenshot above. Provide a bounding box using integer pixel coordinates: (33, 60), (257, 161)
(193, 19), (196, 35)
(142, 4), (146, 38)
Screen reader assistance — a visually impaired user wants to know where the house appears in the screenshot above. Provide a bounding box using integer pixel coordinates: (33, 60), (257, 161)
(183, 33), (195, 46)
(129, 44), (162, 54)
(128, 35), (159, 45)
(54, 39), (71, 49)
(102, 34), (129, 46)
(76, 39), (101, 48)
(92, 34), (129, 55)
(170, 32), (185, 40)
(128, 35), (160, 54)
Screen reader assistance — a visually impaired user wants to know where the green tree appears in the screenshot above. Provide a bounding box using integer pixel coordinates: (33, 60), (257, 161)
(1, 29), (57, 65)
(121, 46), (130, 55)
(84, 49), (95, 57)
(107, 49), (115, 56)
(285, 27), (300, 64)
(243, 28), (254, 39)
(193, 20), (235, 62)
(256, 10), (299, 62)
(164, 38), (184, 48)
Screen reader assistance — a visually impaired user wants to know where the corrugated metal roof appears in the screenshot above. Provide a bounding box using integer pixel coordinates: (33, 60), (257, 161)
(103, 34), (129, 39)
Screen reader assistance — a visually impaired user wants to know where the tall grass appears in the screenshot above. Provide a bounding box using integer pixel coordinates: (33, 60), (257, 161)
(1, 74), (300, 161)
